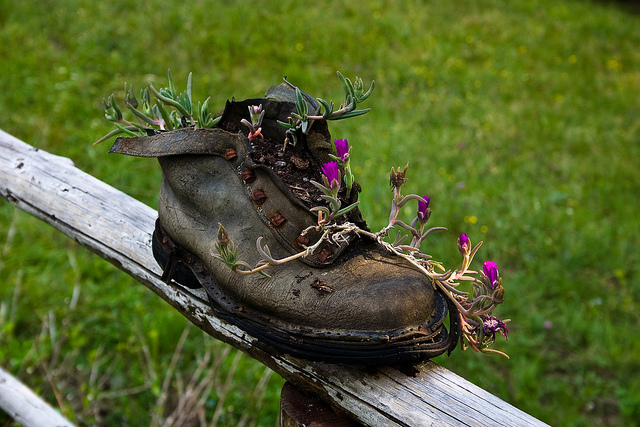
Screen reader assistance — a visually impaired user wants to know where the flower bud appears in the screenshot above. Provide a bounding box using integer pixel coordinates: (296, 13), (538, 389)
(458, 233), (471, 256)
(217, 222), (231, 245)
(334, 138), (350, 162)
(417, 196), (431, 223)
(483, 261), (499, 289)
(321, 161), (340, 189)
(492, 284), (505, 304)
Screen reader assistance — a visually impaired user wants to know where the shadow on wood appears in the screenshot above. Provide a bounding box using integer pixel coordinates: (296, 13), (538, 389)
(280, 382), (362, 427)
(0, 129), (548, 426)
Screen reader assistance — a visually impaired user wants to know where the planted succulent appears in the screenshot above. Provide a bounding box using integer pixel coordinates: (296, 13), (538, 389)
(100, 70), (509, 362)
(96, 70), (219, 145)
(277, 72), (374, 147)
(240, 104), (265, 141)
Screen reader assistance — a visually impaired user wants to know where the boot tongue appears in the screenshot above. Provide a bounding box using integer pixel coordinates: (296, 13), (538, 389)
(264, 81), (321, 116)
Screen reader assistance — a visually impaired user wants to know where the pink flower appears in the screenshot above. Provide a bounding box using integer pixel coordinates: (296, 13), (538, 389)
(458, 233), (470, 256)
(483, 316), (509, 340)
(321, 161), (340, 189)
(417, 196), (430, 221)
(483, 261), (499, 288)
(334, 138), (349, 162)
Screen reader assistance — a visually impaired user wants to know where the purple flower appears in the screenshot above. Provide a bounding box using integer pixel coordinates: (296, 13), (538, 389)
(334, 138), (349, 162)
(483, 261), (499, 288)
(458, 233), (470, 255)
(417, 196), (430, 221)
(483, 316), (509, 340)
(321, 161), (340, 189)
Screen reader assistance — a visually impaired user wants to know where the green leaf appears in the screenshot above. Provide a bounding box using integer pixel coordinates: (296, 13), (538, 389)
(114, 122), (140, 137)
(94, 127), (127, 145)
(178, 91), (192, 116)
(285, 129), (298, 146)
(358, 79), (375, 101)
(108, 94), (123, 121)
(295, 87), (308, 116)
(141, 88), (152, 114)
(177, 72), (193, 116)
(149, 84), (191, 119)
(167, 69), (176, 99)
(337, 71), (350, 98)
(127, 101), (159, 127)
(331, 108), (371, 120)
(155, 100), (173, 130)
(337, 71), (356, 106)
(198, 98), (213, 127)
(125, 84), (138, 109)
(335, 201), (360, 217)
(309, 206), (331, 216)
(309, 179), (330, 193)
(186, 72), (192, 104)
(277, 119), (294, 129)
(320, 194), (339, 205)
(316, 97), (334, 118)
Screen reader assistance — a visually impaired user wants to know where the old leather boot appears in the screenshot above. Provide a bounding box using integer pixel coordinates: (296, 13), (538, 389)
(109, 90), (458, 364)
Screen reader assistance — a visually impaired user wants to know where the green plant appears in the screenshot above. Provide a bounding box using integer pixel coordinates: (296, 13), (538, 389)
(96, 70), (374, 150)
(96, 70), (220, 144)
(278, 73), (374, 146)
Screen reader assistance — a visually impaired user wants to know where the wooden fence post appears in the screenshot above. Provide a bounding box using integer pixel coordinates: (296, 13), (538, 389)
(0, 366), (75, 427)
(0, 129), (549, 426)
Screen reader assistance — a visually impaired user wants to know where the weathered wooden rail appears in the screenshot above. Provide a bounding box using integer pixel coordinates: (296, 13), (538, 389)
(0, 129), (548, 426)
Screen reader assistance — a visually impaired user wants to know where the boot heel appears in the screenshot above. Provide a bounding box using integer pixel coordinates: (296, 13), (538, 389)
(152, 219), (202, 289)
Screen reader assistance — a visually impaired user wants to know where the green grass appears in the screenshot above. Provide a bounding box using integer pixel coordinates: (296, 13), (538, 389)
(1, 0), (639, 425)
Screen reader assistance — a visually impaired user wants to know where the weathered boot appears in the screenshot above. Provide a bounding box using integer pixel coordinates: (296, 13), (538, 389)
(109, 86), (458, 364)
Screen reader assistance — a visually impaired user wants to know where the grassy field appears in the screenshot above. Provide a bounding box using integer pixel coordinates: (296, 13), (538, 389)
(1, 0), (639, 425)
